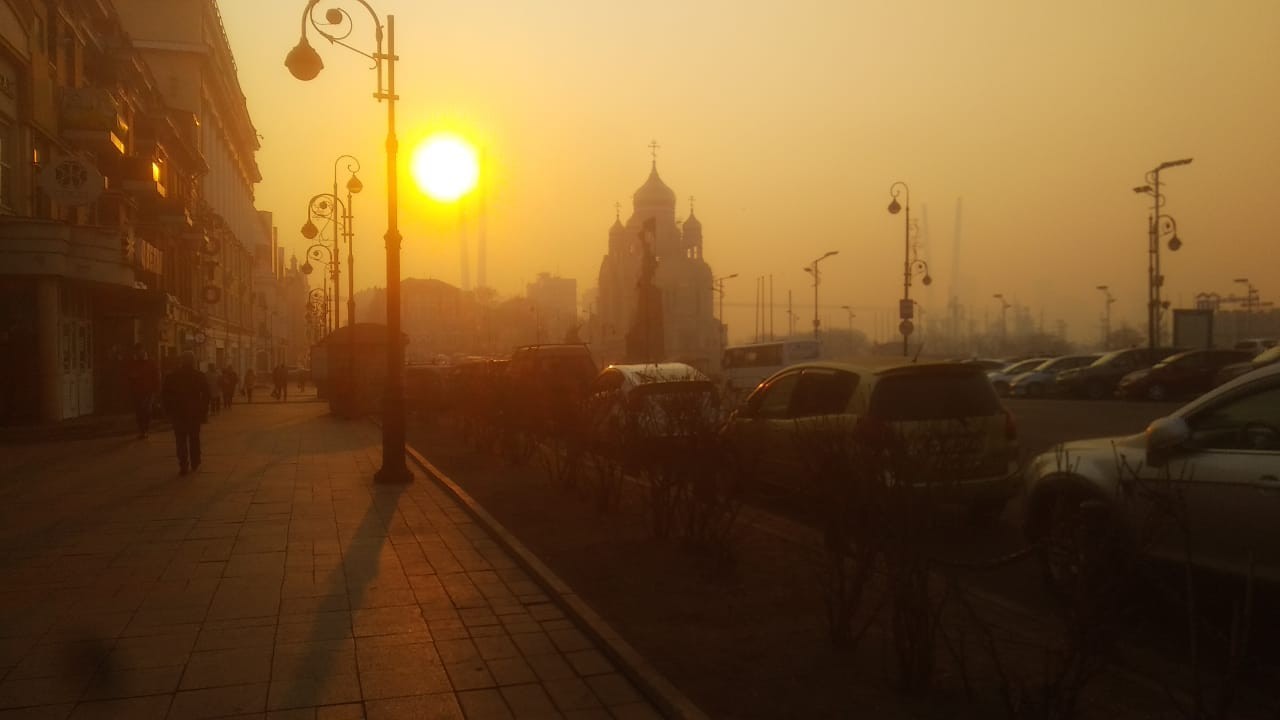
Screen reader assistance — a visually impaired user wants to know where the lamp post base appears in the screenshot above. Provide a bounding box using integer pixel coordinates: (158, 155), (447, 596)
(374, 462), (413, 484)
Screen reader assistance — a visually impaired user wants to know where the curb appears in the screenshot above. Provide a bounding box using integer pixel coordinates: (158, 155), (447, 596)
(403, 444), (709, 720)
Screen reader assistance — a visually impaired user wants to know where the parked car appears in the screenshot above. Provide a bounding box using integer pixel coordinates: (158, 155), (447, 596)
(1024, 362), (1280, 591)
(1007, 355), (1100, 398)
(1234, 338), (1278, 355)
(722, 361), (1020, 518)
(1053, 347), (1184, 400)
(586, 363), (719, 447)
(1214, 345), (1280, 387)
(987, 357), (1051, 397)
(505, 344), (598, 400)
(1115, 349), (1253, 401)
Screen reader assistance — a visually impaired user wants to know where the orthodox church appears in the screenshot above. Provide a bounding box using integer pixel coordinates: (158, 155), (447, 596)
(594, 153), (720, 371)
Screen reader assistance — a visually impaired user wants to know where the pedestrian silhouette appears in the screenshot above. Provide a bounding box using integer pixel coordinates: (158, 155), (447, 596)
(124, 343), (158, 439)
(162, 353), (210, 475)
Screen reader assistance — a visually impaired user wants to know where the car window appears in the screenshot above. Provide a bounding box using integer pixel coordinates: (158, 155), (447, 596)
(590, 370), (623, 394)
(789, 369), (858, 417)
(1187, 381), (1280, 451)
(869, 371), (1000, 421)
(747, 371), (801, 419)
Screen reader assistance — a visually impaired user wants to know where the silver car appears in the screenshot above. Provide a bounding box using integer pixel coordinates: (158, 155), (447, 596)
(1024, 362), (1280, 589)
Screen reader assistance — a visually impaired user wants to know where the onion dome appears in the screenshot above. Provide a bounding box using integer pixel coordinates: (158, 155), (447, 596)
(633, 164), (676, 208)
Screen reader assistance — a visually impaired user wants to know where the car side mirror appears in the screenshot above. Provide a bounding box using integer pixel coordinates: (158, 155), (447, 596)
(1145, 416), (1191, 468)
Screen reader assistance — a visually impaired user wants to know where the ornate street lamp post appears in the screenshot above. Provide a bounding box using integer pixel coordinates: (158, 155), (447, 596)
(333, 155), (362, 325)
(888, 181), (933, 357)
(300, 242), (336, 333)
(287, 0), (410, 483)
(1133, 158), (1191, 350)
(803, 251), (838, 340)
(300, 193), (347, 328)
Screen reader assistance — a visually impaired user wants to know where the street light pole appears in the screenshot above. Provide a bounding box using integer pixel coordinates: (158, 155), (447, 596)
(1096, 285), (1115, 350)
(713, 273), (737, 352)
(888, 181), (933, 357)
(287, 0), (410, 484)
(840, 305), (856, 354)
(803, 251), (838, 341)
(333, 155), (362, 326)
(1234, 278), (1255, 339)
(1133, 158), (1191, 350)
(993, 293), (1011, 353)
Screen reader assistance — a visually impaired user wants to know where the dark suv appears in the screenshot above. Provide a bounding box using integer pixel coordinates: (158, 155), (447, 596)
(1115, 348), (1253, 401)
(1053, 347), (1182, 399)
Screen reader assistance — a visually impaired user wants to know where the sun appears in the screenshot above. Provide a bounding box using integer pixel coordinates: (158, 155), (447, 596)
(411, 134), (479, 202)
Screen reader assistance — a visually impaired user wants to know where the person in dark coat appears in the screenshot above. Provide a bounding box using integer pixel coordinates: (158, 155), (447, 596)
(243, 368), (256, 403)
(124, 343), (159, 439)
(273, 364), (289, 401)
(162, 353), (210, 475)
(220, 366), (238, 408)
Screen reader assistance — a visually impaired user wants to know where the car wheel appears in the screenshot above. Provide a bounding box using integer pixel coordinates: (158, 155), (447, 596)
(1145, 384), (1167, 402)
(1086, 381), (1106, 400)
(1036, 489), (1133, 603)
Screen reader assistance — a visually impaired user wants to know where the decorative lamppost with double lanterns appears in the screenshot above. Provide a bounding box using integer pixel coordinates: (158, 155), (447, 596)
(286, 0), (410, 483)
(332, 155), (362, 325)
(300, 242), (337, 333)
(887, 181), (932, 357)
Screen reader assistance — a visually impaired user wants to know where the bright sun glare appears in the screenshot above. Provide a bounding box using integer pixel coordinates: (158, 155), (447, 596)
(411, 134), (479, 202)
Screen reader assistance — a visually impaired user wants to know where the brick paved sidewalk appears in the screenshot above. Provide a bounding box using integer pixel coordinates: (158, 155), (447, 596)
(0, 402), (661, 719)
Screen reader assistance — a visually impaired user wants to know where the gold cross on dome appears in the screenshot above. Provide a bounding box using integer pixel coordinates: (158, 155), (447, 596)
(648, 139), (660, 165)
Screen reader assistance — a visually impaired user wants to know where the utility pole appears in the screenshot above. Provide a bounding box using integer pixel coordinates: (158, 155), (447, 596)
(1096, 285), (1115, 350)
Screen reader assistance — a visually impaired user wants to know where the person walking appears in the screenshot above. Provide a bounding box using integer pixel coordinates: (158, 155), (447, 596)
(205, 362), (222, 416)
(162, 353), (210, 475)
(243, 367), (256, 403)
(273, 363), (289, 402)
(220, 365), (238, 409)
(124, 343), (158, 439)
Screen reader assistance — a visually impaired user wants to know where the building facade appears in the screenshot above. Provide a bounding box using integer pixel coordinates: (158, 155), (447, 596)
(114, 0), (266, 379)
(594, 161), (718, 370)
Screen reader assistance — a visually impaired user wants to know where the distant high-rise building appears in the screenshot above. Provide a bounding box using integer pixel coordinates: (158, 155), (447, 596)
(527, 273), (577, 344)
(595, 155), (718, 370)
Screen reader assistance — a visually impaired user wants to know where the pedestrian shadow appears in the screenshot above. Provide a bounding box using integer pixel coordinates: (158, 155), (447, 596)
(271, 477), (409, 708)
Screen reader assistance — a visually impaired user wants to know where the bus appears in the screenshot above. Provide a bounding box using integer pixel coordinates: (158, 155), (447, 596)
(721, 339), (821, 406)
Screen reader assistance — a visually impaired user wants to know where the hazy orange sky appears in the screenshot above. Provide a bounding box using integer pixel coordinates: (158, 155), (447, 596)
(219, 0), (1280, 346)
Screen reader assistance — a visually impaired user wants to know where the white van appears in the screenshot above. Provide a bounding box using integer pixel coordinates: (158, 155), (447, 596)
(721, 339), (821, 406)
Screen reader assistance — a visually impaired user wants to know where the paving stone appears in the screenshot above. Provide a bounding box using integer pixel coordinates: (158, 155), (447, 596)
(456, 688), (513, 720)
(364, 693), (463, 720)
(498, 683), (558, 718)
(542, 676), (602, 712)
(168, 683), (268, 719)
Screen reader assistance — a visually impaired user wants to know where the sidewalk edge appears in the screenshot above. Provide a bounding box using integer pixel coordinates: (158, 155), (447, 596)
(404, 444), (708, 720)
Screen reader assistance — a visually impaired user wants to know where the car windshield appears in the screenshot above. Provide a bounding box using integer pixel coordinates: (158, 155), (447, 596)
(870, 371), (1000, 421)
(1002, 359), (1044, 374)
(1254, 346), (1280, 365)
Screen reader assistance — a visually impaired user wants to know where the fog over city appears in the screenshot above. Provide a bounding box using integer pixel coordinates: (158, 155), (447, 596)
(1, 2), (1278, 718)
(220, 0), (1280, 346)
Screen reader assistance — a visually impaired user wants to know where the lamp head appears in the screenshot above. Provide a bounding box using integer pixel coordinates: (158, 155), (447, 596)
(887, 198), (902, 215)
(301, 220), (319, 239)
(1132, 185), (1152, 194)
(284, 37), (324, 81)
(347, 173), (363, 194)
(922, 274), (933, 287)
(1168, 235), (1182, 252)
(300, 261), (313, 275)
